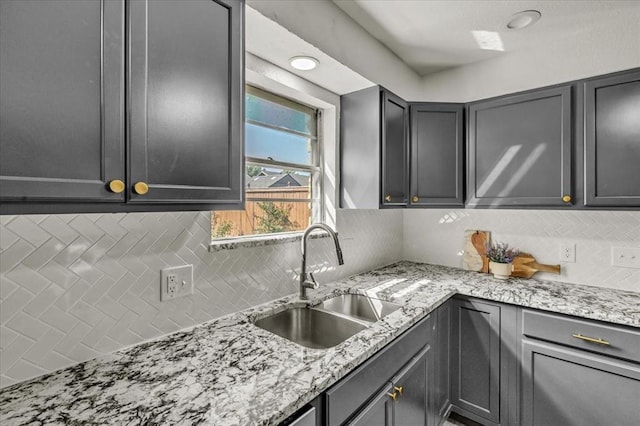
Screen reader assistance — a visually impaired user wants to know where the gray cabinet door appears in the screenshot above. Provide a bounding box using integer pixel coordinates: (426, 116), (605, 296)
(521, 339), (640, 426)
(340, 86), (382, 209)
(128, 0), (243, 204)
(584, 69), (640, 207)
(381, 90), (409, 207)
(434, 302), (452, 423)
(451, 298), (501, 424)
(348, 383), (395, 426)
(410, 103), (464, 207)
(393, 345), (431, 426)
(467, 86), (573, 207)
(0, 0), (124, 202)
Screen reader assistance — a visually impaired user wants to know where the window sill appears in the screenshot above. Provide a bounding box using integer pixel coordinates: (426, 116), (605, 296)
(208, 231), (334, 252)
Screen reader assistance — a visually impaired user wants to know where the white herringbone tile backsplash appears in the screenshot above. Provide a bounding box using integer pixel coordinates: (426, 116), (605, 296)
(404, 209), (640, 292)
(2, 208), (639, 388)
(0, 209), (403, 388)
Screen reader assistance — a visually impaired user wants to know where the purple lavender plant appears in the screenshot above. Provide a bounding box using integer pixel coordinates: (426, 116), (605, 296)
(486, 241), (520, 264)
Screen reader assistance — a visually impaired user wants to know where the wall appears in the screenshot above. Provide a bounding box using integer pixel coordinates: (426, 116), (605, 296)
(403, 209), (640, 292)
(0, 209), (402, 388)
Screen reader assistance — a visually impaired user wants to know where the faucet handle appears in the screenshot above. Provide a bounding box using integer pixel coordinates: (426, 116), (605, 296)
(304, 273), (319, 289)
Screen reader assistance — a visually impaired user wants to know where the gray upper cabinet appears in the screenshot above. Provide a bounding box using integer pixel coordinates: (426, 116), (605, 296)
(584, 69), (640, 207)
(467, 86), (573, 207)
(410, 103), (464, 207)
(0, 0), (125, 203)
(0, 0), (243, 213)
(381, 91), (409, 207)
(340, 86), (408, 209)
(128, 0), (243, 204)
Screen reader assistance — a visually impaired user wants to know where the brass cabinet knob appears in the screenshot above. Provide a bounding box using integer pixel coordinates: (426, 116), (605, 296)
(394, 386), (404, 395)
(562, 195), (571, 203)
(412, 196), (419, 203)
(108, 179), (125, 194)
(133, 181), (149, 195)
(385, 195), (392, 202)
(387, 391), (398, 402)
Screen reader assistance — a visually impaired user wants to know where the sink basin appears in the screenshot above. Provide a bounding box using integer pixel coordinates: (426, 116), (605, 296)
(317, 294), (402, 324)
(254, 307), (368, 349)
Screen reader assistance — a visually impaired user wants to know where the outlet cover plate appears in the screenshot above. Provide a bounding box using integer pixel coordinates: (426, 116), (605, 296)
(559, 243), (576, 263)
(160, 265), (193, 301)
(612, 247), (640, 269)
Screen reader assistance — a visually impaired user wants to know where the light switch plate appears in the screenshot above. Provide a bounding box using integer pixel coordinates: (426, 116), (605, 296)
(611, 247), (640, 269)
(160, 265), (193, 301)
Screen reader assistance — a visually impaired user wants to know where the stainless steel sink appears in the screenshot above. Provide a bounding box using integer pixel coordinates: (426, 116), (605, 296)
(254, 307), (368, 349)
(316, 294), (402, 324)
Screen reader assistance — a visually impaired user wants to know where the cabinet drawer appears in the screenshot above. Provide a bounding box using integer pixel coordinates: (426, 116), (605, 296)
(522, 310), (640, 363)
(325, 314), (431, 425)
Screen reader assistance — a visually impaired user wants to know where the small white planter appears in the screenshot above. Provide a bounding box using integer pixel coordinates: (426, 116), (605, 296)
(489, 261), (513, 280)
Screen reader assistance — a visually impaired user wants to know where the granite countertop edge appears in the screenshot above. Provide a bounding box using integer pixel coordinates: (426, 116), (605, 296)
(1, 261), (638, 426)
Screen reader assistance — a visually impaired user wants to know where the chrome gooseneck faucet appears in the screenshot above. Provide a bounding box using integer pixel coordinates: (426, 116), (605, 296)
(300, 223), (344, 300)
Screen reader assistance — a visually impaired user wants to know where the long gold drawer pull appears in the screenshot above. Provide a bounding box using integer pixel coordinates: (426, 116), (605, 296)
(394, 386), (403, 395)
(387, 391), (398, 402)
(572, 333), (610, 346)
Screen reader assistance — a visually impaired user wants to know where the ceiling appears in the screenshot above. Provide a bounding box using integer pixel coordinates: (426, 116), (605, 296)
(245, 6), (373, 95)
(333, 0), (640, 76)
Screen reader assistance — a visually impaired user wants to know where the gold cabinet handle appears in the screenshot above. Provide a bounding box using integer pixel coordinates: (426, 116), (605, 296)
(572, 333), (610, 346)
(412, 196), (419, 203)
(394, 386), (403, 396)
(387, 391), (398, 402)
(562, 195), (572, 203)
(108, 179), (125, 194)
(384, 195), (392, 202)
(133, 181), (149, 195)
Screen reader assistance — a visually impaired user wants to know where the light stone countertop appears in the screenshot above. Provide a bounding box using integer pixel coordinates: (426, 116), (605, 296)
(1, 262), (638, 425)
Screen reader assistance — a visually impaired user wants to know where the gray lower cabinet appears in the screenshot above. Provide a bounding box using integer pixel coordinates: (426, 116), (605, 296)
(520, 339), (640, 426)
(348, 383), (395, 426)
(340, 86), (408, 209)
(324, 313), (433, 426)
(520, 308), (640, 426)
(409, 104), (464, 207)
(434, 301), (452, 422)
(0, 0), (243, 213)
(349, 345), (432, 426)
(0, 0), (125, 203)
(282, 405), (317, 426)
(467, 85), (573, 208)
(450, 297), (517, 426)
(584, 69), (640, 207)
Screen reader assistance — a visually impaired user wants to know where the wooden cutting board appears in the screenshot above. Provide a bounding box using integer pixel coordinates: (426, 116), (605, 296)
(512, 253), (561, 278)
(463, 230), (490, 273)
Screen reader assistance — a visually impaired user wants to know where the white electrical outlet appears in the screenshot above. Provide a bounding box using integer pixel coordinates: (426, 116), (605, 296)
(167, 274), (178, 296)
(559, 243), (576, 263)
(160, 265), (194, 301)
(612, 247), (640, 269)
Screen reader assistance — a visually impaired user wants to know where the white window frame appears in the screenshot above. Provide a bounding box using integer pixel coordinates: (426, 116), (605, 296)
(210, 54), (339, 251)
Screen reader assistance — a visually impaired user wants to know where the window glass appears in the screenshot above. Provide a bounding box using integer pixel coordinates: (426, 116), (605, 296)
(212, 86), (321, 239)
(245, 123), (312, 165)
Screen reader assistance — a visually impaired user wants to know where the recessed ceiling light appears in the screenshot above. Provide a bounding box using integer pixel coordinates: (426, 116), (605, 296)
(289, 56), (319, 71)
(506, 10), (541, 30)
